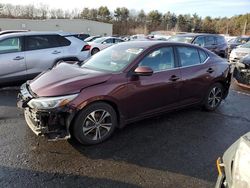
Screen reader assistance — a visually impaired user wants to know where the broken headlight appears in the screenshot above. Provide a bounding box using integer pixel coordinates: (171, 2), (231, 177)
(27, 94), (78, 110)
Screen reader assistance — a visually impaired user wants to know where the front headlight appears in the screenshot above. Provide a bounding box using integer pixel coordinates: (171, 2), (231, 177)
(27, 94), (78, 110)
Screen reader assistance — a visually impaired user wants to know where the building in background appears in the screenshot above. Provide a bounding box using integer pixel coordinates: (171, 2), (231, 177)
(0, 18), (112, 36)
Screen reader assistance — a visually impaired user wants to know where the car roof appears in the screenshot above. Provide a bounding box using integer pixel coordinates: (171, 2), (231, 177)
(173, 33), (222, 37)
(114, 41), (209, 50)
(0, 31), (71, 40)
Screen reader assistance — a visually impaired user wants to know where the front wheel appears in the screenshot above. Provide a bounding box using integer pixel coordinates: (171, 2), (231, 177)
(73, 102), (117, 145)
(203, 83), (224, 111)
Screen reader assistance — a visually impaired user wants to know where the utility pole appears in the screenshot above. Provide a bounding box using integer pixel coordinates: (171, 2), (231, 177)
(226, 22), (229, 35)
(242, 20), (247, 35)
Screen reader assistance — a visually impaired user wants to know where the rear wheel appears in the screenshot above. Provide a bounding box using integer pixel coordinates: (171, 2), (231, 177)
(73, 102), (117, 145)
(91, 48), (100, 56)
(203, 83), (224, 111)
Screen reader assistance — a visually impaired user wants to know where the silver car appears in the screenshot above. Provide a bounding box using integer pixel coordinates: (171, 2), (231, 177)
(216, 132), (250, 188)
(0, 31), (90, 85)
(229, 42), (250, 64)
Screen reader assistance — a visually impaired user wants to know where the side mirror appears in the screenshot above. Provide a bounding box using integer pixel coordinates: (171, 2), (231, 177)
(102, 41), (107, 44)
(134, 66), (153, 76)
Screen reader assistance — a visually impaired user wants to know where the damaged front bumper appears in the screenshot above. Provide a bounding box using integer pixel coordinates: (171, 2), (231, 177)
(233, 58), (250, 86)
(17, 83), (77, 141)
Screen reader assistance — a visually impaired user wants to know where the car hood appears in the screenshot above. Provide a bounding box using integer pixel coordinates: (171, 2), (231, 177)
(29, 63), (112, 97)
(233, 47), (250, 53)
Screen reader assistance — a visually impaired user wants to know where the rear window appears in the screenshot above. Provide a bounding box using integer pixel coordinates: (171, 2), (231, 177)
(57, 35), (71, 46)
(177, 47), (201, 67)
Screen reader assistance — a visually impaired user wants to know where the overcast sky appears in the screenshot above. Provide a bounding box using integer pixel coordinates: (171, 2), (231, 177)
(1, 0), (250, 18)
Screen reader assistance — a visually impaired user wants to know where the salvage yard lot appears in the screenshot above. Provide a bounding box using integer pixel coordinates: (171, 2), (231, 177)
(0, 83), (250, 188)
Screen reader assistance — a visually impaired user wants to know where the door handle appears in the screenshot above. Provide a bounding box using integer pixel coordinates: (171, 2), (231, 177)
(207, 68), (214, 73)
(13, 56), (24, 60)
(52, 50), (61, 54)
(169, 75), (180, 81)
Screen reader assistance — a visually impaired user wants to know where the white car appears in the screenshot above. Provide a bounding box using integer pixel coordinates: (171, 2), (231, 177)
(88, 37), (124, 55)
(229, 42), (250, 64)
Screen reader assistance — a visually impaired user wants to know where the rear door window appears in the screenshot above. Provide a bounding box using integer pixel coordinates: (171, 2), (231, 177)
(104, 38), (114, 44)
(0, 37), (22, 54)
(177, 46), (201, 67)
(25, 35), (61, 51)
(114, 39), (123, 43)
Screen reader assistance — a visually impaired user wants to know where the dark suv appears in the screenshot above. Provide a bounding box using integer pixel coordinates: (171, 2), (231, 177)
(169, 33), (228, 58)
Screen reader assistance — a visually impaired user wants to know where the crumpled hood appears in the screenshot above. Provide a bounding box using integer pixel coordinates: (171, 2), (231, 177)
(29, 63), (112, 97)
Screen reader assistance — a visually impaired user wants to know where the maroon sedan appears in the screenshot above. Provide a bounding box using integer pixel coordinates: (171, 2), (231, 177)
(17, 41), (231, 145)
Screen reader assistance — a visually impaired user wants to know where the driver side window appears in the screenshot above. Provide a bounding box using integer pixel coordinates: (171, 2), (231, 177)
(0, 37), (22, 54)
(139, 47), (175, 72)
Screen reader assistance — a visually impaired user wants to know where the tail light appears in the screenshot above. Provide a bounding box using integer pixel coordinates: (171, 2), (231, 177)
(81, 45), (91, 51)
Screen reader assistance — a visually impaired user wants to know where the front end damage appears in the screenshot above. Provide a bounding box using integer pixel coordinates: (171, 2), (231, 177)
(233, 55), (250, 87)
(17, 83), (77, 140)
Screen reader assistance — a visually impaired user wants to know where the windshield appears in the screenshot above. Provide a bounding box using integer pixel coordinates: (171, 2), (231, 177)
(241, 41), (250, 48)
(168, 36), (194, 43)
(82, 45), (144, 72)
(92, 37), (106, 43)
(233, 37), (249, 44)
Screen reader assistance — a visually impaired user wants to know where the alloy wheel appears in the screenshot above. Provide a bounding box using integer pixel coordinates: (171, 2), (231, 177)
(208, 87), (222, 108)
(82, 110), (112, 141)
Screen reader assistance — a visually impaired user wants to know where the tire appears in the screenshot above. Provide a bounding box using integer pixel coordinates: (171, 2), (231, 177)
(203, 83), (224, 111)
(91, 48), (100, 56)
(73, 102), (117, 145)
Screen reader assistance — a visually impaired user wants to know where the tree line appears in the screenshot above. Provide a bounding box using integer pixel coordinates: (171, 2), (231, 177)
(0, 3), (249, 36)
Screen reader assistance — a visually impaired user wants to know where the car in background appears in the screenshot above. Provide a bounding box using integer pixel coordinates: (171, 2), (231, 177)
(233, 55), (250, 86)
(215, 132), (250, 188)
(0, 30), (29, 36)
(228, 36), (250, 54)
(229, 42), (250, 64)
(0, 31), (90, 86)
(84, 35), (101, 42)
(17, 41), (231, 145)
(88, 37), (124, 55)
(130, 34), (146, 41)
(69, 33), (90, 41)
(225, 36), (237, 42)
(168, 33), (228, 58)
